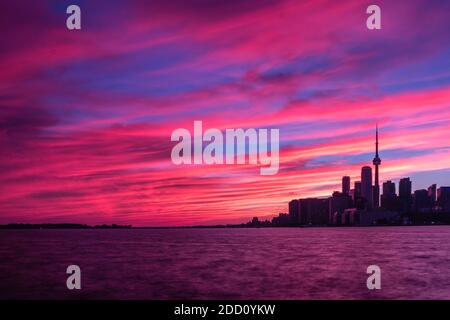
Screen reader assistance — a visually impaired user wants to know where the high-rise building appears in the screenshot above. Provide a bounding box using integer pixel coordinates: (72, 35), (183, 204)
(437, 187), (450, 212)
(372, 125), (381, 208)
(381, 180), (398, 211)
(399, 177), (412, 212)
(361, 166), (373, 210)
(349, 188), (355, 199)
(299, 198), (329, 225)
(382, 180), (396, 196)
(288, 199), (300, 224)
(353, 181), (364, 209)
(329, 191), (353, 224)
(399, 178), (412, 198)
(354, 181), (362, 199)
(342, 176), (350, 195)
(413, 189), (431, 213)
(428, 184), (437, 205)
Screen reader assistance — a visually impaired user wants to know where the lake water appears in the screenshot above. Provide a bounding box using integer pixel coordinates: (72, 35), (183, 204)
(0, 226), (449, 299)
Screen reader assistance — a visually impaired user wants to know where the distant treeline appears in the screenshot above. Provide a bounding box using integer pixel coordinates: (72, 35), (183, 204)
(0, 223), (132, 229)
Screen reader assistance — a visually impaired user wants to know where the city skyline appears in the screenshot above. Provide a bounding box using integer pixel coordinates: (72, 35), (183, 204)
(1, 0), (450, 226)
(259, 127), (450, 228)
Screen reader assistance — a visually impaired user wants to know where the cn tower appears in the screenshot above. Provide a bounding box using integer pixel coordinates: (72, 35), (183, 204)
(372, 125), (381, 208)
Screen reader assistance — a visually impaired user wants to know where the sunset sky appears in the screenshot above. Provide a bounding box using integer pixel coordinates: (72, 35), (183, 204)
(1, 0), (450, 226)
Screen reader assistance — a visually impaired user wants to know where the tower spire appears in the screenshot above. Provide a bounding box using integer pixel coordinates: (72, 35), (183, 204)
(376, 123), (379, 157)
(372, 124), (381, 208)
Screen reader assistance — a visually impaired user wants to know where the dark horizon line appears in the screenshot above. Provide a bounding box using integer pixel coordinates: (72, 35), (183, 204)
(0, 223), (132, 229)
(2, 220), (450, 230)
(0, 222), (240, 229)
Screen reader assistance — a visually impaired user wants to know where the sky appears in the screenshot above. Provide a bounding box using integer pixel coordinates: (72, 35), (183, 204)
(1, 0), (449, 226)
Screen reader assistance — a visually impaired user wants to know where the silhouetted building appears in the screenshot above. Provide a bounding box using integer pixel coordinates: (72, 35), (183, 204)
(271, 213), (290, 226)
(372, 125), (381, 208)
(381, 180), (398, 211)
(341, 208), (360, 225)
(428, 184), (437, 206)
(399, 178), (412, 213)
(413, 189), (431, 213)
(359, 210), (401, 226)
(288, 199), (300, 224)
(353, 181), (365, 209)
(361, 166), (373, 210)
(354, 181), (362, 199)
(329, 191), (353, 224)
(299, 198), (329, 225)
(383, 180), (396, 196)
(250, 217), (260, 226)
(437, 187), (450, 212)
(342, 176), (350, 195)
(349, 188), (355, 199)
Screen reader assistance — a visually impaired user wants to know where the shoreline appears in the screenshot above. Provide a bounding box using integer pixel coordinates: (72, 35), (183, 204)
(1, 223), (450, 230)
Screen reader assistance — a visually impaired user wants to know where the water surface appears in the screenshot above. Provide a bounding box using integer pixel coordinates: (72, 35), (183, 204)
(0, 226), (449, 299)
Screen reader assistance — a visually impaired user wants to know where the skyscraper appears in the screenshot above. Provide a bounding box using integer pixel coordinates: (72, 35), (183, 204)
(428, 184), (437, 205)
(288, 199), (300, 224)
(354, 181), (362, 198)
(372, 125), (381, 208)
(342, 176), (350, 195)
(437, 187), (450, 212)
(399, 177), (412, 212)
(329, 191), (352, 224)
(382, 180), (396, 196)
(381, 180), (398, 211)
(299, 198), (329, 225)
(399, 178), (412, 197)
(361, 166), (373, 210)
(413, 189), (431, 212)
